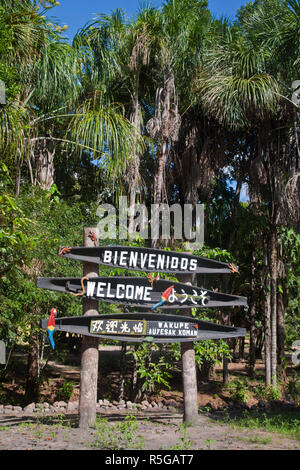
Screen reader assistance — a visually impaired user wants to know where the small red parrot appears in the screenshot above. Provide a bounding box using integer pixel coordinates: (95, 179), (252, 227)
(151, 285), (174, 310)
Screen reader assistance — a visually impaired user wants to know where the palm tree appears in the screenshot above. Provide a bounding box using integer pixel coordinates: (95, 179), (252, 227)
(1, 2), (144, 195)
(196, 0), (299, 388)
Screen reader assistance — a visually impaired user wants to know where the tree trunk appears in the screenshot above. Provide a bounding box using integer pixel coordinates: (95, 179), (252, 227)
(128, 92), (141, 235)
(79, 228), (99, 429)
(34, 138), (55, 190)
(222, 354), (229, 385)
(25, 324), (40, 403)
(119, 342), (127, 401)
(269, 227), (278, 389)
(178, 273), (198, 425)
(277, 292), (285, 364)
(248, 250), (257, 377)
(154, 140), (167, 206)
(264, 240), (272, 387)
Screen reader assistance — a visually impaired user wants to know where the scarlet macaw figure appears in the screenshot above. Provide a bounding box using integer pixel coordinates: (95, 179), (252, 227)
(151, 285), (174, 310)
(47, 308), (57, 350)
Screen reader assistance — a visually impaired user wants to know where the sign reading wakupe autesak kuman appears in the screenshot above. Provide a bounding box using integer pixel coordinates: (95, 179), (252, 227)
(40, 313), (246, 344)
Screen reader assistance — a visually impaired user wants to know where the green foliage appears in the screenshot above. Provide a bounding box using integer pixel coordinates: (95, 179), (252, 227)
(127, 343), (173, 394)
(91, 414), (144, 450)
(194, 339), (231, 369)
(55, 381), (75, 402)
(254, 383), (281, 401)
(227, 379), (249, 404)
(226, 409), (300, 438)
(286, 374), (300, 406)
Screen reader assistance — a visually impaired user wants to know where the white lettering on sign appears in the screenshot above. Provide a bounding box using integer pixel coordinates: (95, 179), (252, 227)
(96, 282), (106, 297)
(86, 281), (96, 297)
(91, 320), (104, 332)
(106, 320), (118, 333)
(87, 282), (153, 302)
(129, 251), (138, 267)
(133, 322), (144, 333)
(120, 322), (130, 333)
(119, 251), (128, 266)
(103, 250), (112, 263)
(116, 284), (125, 298)
(85, 280), (208, 306)
(101, 249), (199, 272)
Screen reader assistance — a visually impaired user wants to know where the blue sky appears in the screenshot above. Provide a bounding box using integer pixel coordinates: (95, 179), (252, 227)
(47, 0), (248, 40)
(47, 0), (250, 201)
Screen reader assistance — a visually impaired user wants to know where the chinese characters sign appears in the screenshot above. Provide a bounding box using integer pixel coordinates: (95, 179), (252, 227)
(90, 319), (147, 336)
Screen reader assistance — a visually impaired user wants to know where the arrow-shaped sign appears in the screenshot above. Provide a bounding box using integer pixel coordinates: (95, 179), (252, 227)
(40, 312), (246, 344)
(58, 245), (239, 274)
(37, 276), (247, 309)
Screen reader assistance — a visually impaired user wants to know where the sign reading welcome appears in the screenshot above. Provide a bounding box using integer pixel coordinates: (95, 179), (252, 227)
(37, 276), (247, 309)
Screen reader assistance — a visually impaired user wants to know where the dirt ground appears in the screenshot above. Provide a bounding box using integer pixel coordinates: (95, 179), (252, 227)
(0, 407), (299, 451)
(0, 347), (299, 451)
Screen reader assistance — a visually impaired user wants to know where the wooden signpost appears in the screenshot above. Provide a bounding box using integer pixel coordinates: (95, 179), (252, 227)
(38, 235), (247, 428)
(79, 228), (99, 429)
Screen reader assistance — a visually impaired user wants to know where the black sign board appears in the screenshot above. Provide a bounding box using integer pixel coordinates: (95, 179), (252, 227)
(58, 245), (239, 274)
(37, 276), (247, 309)
(40, 312), (246, 344)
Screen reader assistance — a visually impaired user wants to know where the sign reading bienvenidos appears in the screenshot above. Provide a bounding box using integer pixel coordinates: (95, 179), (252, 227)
(58, 245), (238, 274)
(36, 276), (248, 309)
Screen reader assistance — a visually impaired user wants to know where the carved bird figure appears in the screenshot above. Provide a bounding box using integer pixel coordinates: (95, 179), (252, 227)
(151, 285), (174, 310)
(48, 308), (57, 350)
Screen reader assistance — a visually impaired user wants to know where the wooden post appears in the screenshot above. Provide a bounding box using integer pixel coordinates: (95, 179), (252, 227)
(178, 273), (199, 425)
(79, 227), (99, 428)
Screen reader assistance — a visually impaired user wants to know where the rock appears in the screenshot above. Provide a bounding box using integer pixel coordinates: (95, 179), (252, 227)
(167, 399), (177, 407)
(67, 401), (78, 412)
(141, 400), (150, 407)
(13, 406), (23, 413)
(53, 401), (67, 408)
(23, 403), (36, 413)
(103, 399), (110, 406)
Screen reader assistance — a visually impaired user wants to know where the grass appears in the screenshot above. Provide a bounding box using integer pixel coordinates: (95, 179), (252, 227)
(89, 413), (145, 450)
(224, 409), (300, 439)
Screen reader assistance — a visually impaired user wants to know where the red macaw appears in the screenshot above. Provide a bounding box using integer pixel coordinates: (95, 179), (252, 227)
(48, 308), (57, 350)
(151, 285), (174, 310)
